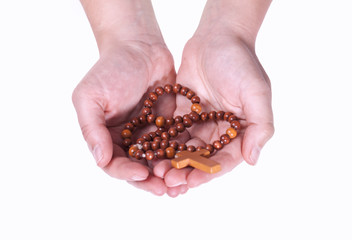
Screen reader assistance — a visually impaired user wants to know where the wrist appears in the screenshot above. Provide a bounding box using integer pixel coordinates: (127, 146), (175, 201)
(97, 32), (165, 57)
(81, 0), (164, 54)
(194, 0), (271, 47)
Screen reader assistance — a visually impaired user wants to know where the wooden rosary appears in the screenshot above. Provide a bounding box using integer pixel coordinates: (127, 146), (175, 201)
(120, 84), (240, 174)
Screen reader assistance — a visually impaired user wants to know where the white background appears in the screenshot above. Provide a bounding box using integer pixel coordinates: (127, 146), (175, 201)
(1, 0), (351, 239)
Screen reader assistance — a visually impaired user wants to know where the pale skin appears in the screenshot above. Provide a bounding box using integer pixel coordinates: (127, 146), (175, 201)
(72, 0), (274, 197)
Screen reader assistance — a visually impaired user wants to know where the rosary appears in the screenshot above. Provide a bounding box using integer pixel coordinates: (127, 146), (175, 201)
(120, 84), (240, 174)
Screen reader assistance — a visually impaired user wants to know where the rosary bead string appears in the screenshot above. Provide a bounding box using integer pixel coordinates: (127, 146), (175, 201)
(120, 84), (240, 162)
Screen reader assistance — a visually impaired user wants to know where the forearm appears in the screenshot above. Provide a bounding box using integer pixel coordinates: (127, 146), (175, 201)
(80, 0), (163, 53)
(196, 0), (272, 46)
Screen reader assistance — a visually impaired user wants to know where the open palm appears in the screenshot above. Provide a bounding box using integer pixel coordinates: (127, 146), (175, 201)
(73, 42), (188, 196)
(156, 35), (274, 188)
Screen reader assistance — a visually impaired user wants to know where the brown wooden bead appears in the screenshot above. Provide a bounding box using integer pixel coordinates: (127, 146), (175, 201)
(224, 112), (233, 121)
(180, 87), (189, 96)
(183, 116), (193, 128)
(155, 86), (164, 96)
(176, 123), (185, 132)
(122, 138), (132, 147)
(129, 146), (139, 157)
(173, 84), (182, 93)
(142, 107), (152, 115)
(165, 147), (176, 159)
(121, 129), (132, 139)
(205, 144), (214, 154)
(142, 134), (151, 141)
(191, 103), (202, 114)
(151, 141), (160, 151)
(135, 150), (144, 160)
(131, 117), (140, 127)
(161, 132), (170, 140)
(155, 116), (165, 128)
(228, 115), (237, 122)
(139, 115), (147, 125)
(145, 150), (155, 161)
(187, 145), (196, 152)
(148, 132), (157, 139)
(213, 140), (223, 150)
(168, 127), (178, 137)
(216, 111), (225, 120)
(174, 115), (183, 124)
(160, 140), (169, 149)
(158, 127), (166, 132)
(200, 112), (208, 121)
(226, 127), (238, 139)
(136, 138), (145, 145)
(155, 129), (163, 137)
(186, 90), (195, 100)
(124, 123), (135, 131)
(220, 134), (231, 145)
(196, 146), (204, 151)
(164, 84), (173, 93)
(165, 117), (175, 127)
(178, 144), (187, 151)
(156, 149), (165, 159)
(208, 111), (216, 120)
(144, 99), (153, 108)
(189, 111), (200, 122)
(191, 96), (200, 104)
(169, 141), (179, 150)
(142, 141), (151, 151)
(230, 120), (241, 130)
(148, 92), (158, 102)
(153, 136), (162, 142)
(147, 114), (156, 124)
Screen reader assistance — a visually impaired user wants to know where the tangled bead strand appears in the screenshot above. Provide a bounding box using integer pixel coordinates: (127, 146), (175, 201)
(120, 84), (240, 162)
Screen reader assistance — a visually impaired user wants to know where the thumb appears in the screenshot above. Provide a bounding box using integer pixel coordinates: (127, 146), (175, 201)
(72, 89), (113, 168)
(241, 85), (274, 165)
(242, 122), (274, 165)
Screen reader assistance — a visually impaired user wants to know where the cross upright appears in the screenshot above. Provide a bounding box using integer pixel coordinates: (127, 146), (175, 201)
(171, 149), (221, 174)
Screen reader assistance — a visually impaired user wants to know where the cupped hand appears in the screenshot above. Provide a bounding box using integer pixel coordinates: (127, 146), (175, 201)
(72, 41), (188, 196)
(156, 33), (274, 188)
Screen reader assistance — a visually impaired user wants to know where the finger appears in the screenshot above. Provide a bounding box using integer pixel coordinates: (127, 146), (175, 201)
(103, 145), (149, 181)
(153, 160), (172, 179)
(107, 146), (166, 196)
(127, 176), (168, 196)
(241, 82), (274, 165)
(187, 138), (243, 188)
(164, 168), (193, 188)
(242, 122), (274, 165)
(163, 137), (203, 188)
(72, 88), (113, 168)
(167, 184), (189, 198)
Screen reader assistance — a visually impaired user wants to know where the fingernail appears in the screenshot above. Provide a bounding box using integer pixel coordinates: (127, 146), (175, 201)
(92, 145), (103, 164)
(131, 175), (147, 181)
(168, 181), (187, 188)
(249, 147), (261, 165)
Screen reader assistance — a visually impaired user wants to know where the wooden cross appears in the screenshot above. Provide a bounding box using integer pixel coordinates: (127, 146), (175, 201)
(171, 149), (221, 174)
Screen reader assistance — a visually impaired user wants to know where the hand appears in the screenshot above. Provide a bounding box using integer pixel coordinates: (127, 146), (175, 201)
(73, 0), (191, 197)
(72, 41), (190, 197)
(154, 17), (274, 189)
(72, 41), (188, 196)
